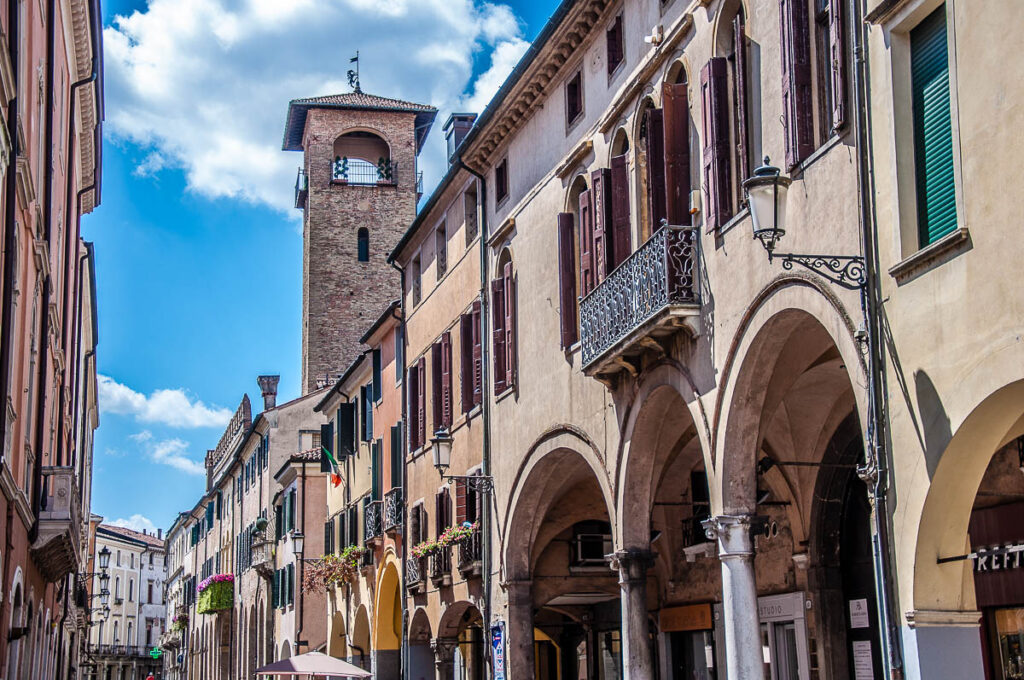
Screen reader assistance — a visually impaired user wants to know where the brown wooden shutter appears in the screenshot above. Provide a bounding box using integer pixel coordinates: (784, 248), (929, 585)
(460, 313), (474, 413)
(578, 189), (595, 297)
(733, 13), (751, 199)
(435, 492), (444, 535)
(471, 301), (483, 405)
(441, 331), (452, 428)
(503, 261), (516, 389)
(662, 82), (692, 225)
(609, 154), (631, 269)
(607, 15), (623, 75)
(410, 505), (420, 546)
(591, 168), (611, 282)
(557, 213), (578, 349)
(416, 357), (426, 447)
(701, 58), (731, 232)
(828, 0), (847, 130)
(491, 278), (507, 394)
(407, 367), (419, 450)
(455, 478), (467, 524)
(780, 0), (814, 168)
(644, 108), (667, 234)
(431, 342), (442, 432)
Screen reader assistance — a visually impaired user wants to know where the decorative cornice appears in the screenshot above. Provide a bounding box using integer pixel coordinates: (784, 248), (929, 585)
(33, 240), (51, 280)
(16, 156), (36, 207)
(0, 31), (13, 110)
(905, 609), (981, 629)
(487, 216), (516, 248)
(555, 139), (594, 179)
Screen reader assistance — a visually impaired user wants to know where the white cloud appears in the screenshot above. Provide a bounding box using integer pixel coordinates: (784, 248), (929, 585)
(104, 0), (528, 213)
(130, 430), (207, 476)
(109, 514), (160, 534)
(98, 374), (232, 428)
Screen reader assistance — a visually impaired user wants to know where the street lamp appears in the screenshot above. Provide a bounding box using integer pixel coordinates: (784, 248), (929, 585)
(292, 531), (304, 557)
(100, 589), (110, 607)
(99, 572), (110, 591)
(742, 157), (865, 290)
(431, 428), (453, 477)
(98, 546), (111, 571)
(743, 157), (791, 257)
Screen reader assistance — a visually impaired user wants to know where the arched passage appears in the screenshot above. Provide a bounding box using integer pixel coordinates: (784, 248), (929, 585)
(350, 605), (371, 671)
(373, 558), (403, 678)
(408, 608), (433, 680)
(505, 439), (619, 680)
(328, 611), (347, 659)
(714, 296), (877, 680)
(437, 602), (485, 680)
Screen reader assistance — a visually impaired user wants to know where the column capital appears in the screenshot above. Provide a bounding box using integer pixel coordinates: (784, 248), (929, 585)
(431, 636), (459, 664)
(608, 548), (656, 584)
(702, 514), (765, 559)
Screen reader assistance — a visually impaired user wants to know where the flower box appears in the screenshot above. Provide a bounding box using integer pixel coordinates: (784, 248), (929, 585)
(196, 574), (234, 614)
(171, 614), (188, 631)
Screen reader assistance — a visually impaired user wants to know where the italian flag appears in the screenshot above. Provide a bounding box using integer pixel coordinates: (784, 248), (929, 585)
(322, 446), (342, 488)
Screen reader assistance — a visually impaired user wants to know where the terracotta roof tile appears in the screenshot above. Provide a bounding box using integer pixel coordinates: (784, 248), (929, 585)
(282, 90), (437, 152)
(99, 523), (165, 549)
(288, 91), (436, 113)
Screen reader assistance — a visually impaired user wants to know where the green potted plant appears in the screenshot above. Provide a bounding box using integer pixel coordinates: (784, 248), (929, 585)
(196, 574), (234, 614)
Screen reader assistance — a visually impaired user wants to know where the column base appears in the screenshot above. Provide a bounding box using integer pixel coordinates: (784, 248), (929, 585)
(901, 611), (984, 680)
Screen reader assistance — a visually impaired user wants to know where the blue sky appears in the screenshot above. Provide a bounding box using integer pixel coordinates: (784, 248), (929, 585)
(87, 0), (555, 534)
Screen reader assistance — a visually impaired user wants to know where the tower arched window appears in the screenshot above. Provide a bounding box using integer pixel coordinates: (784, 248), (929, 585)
(357, 228), (370, 262)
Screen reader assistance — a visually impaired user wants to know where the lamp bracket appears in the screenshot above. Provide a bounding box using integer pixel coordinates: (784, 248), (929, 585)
(443, 474), (494, 493)
(772, 252), (866, 290)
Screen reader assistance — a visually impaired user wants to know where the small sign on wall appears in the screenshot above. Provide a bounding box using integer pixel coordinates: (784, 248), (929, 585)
(849, 599), (871, 629)
(491, 622), (506, 680)
(852, 640), (874, 680)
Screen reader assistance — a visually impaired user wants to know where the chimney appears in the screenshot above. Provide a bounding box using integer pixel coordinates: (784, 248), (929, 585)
(157, 528), (162, 539)
(257, 375), (281, 411)
(444, 113), (477, 164)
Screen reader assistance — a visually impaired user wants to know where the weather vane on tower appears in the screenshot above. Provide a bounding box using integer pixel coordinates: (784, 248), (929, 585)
(347, 51), (361, 94)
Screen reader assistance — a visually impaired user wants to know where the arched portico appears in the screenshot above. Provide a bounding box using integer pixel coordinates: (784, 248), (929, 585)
(408, 608), (433, 680)
(373, 556), (403, 678)
(435, 602), (485, 680)
(350, 605), (371, 671)
(504, 436), (619, 680)
(710, 283), (876, 680)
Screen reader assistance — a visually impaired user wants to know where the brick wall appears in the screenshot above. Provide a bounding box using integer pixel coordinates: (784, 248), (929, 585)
(300, 108), (420, 394)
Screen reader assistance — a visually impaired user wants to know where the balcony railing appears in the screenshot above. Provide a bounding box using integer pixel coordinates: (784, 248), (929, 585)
(580, 225), (700, 376)
(383, 488), (403, 533)
(363, 498), (382, 542)
(332, 157), (398, 186)
(406, 556), (424, 593)
(87, 644), (153, 659)
(416, 170), (424, 196)
(31, 466), (82, 582)
(294, 167), (308, 208)
(458, 531), (482, 577)
(429, 547), (451, 586)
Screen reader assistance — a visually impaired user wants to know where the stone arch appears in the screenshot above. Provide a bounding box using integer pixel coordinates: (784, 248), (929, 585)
(609, 126), (630, 160)
(714, 278), (866, 514)
(279, 640), (291, 661)
(437, 601), (483, 639)
(332, 127), (393, 161)
(710, 0), (752, 57)
(502, 426), (615, 581)
(350, 604), (371, 670)
(408, 607), (433, 675)
(246, 603), (257, 678)
(372, 557), (402, 677)
(913, 379), (1024, 613)
(615, 361), (710, 570)
(328, 611), (347, 658)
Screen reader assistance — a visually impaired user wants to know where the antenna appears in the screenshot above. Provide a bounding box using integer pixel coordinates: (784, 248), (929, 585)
(347, 51), (361, 93)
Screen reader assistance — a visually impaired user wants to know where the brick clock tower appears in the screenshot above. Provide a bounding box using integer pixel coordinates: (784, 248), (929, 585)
(284, 91), (437, 394)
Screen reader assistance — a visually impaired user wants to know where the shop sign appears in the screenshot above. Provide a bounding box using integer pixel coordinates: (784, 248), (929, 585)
(973, 543), (1024, 572)
(660, 604), (713, 632)
(491, 623), (505, 680)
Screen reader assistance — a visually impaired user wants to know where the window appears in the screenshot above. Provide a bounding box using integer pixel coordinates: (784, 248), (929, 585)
(147, 581), (153, 604)
(130, 553), (135, 568)
(494, 158), (509, 205)
(813, 0), (847, 143)
(372, 347), (382, 401)
(565, 70), (584, 126)
(431, 332), (452, 431)
(571, 521), (613, 566)
(491, 253), (517, 394)
(607, 14), (624, 75)
(464, 189), (478, 245)
(116, 550), (121, 567)
(435, 222), (447, 280)
(360, 383), (374, 441)
(640, 101), (667, 240)
(115, 577), (121, 600)
(910, 6), (956, 246)
(408, 357), (426, 451)
(663, 72), (693, 226)
(357, 228), (370, 262)
(459, 301), (483, 413)
(411, 256), (422, 306)
(395, 327), (404, 384)
(128, 579), (134, 602)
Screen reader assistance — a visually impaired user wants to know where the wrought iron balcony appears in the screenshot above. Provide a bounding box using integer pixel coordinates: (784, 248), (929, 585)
(294, 167), (308, 208)
(457, 531), (482, 577)
(406, 556), (425, 594)
(580, 225), (700, 377)
(383, 488), (403, 534)
(429, 548), (452, 587)
(87, 644), (153, 659)
(363, 498), (382, 542)
(31, 466), (82, 582)
(332, 157), (398, 186)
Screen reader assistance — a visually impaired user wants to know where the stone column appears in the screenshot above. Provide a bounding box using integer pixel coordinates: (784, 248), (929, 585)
(704, 515), (765, 680)
(610, 549), (656, 680)
(431, 637), (458, 680)
(506, 580), (535, 680)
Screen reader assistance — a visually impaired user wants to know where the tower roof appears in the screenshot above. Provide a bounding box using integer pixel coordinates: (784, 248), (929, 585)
(282, 91), (438, 152)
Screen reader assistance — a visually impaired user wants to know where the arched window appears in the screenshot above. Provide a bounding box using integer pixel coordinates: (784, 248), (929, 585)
(332, 131), (393, 186)
(636, 98), (660, 243)
(662, 65), (696, 228)
(357, 228), (370, 262)
(491, 250), (516, 394)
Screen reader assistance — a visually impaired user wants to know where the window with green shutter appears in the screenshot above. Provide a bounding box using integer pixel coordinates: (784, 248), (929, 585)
(287, 563), (295, 605)
(911, 5), (957, 246)
(272, 569), (280, 608)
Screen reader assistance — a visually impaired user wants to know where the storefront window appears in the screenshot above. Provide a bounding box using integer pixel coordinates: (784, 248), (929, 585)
(995, 608), (1024, 680)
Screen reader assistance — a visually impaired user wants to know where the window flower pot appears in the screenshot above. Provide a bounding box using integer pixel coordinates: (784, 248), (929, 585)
(196, 574), (234, 614)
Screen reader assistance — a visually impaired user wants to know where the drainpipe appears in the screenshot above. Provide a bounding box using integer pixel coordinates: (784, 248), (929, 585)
(852, 0), (904, 677)
(455, 156), (493, 676)
(389, 259), (409, 679)
(0, 0), (21, 663)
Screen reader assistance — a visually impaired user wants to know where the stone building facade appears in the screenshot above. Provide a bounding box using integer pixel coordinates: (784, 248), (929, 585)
(0, 0), (103, 676)
(85, 524), (167, 680)
(283, 92), (437, 394)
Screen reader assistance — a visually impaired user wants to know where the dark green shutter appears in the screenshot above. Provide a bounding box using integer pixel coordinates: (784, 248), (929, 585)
(287, 564), (295, 604)
(272, 570), (280, 608)
(371, 440), (381, 501)
(390, 424), (403, 490)
(320, 422), (334, 472)
(372, 348), (382, 401)
(289, 490), (297, 531)
(911, 6), (957, 246)
(338, 403), (356, 458)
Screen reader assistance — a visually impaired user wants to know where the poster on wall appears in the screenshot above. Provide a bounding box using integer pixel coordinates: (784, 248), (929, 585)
(849, 599), (871, 629)
(492, 622), (506, 680)
(852, 640), (874, 680)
